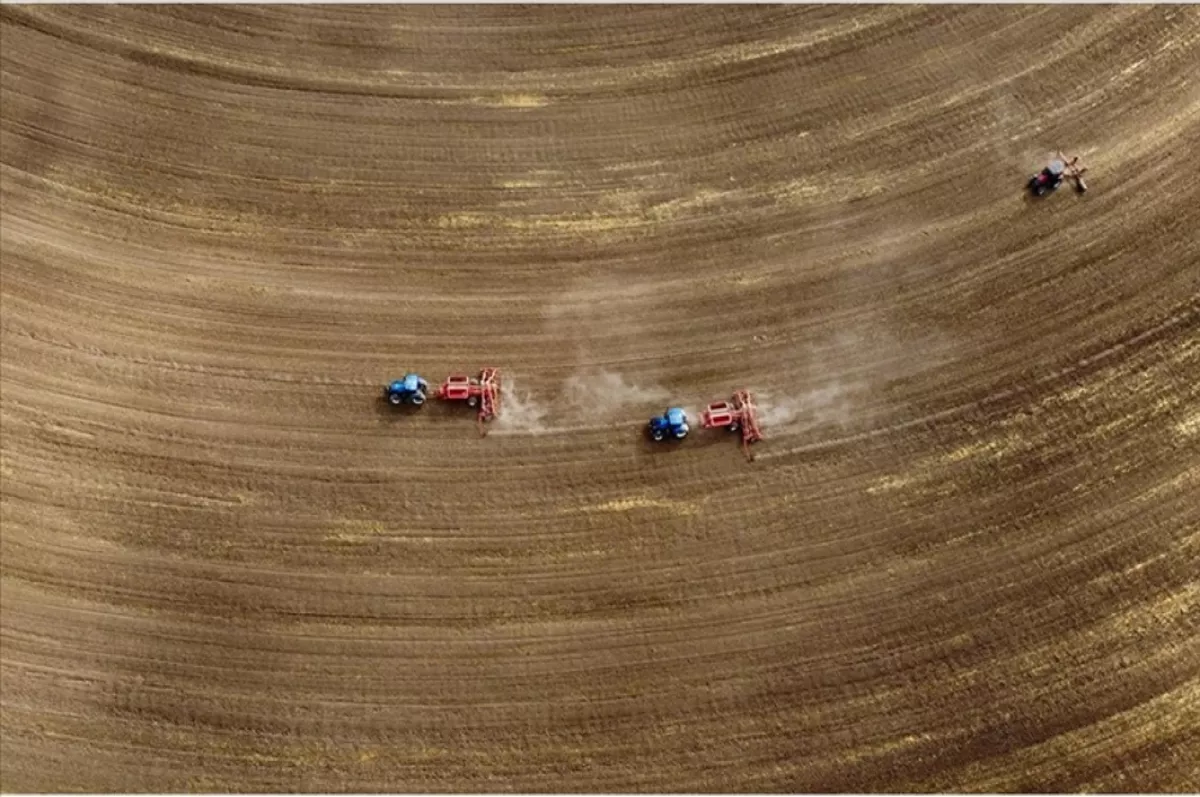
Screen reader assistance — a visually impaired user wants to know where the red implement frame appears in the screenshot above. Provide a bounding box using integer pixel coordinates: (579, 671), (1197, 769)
(436, 368), (501, 436)
(476, 367), (500, 436)
(701, 389), (763, 460)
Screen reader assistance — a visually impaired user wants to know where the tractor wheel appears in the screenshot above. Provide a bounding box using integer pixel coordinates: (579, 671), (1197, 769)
(652, 429), (664, 441)
(467, 396), (478, 408)
(388, 392), (403, 406)
(729, 422), (740, 432)
(410, 392), (426, 406)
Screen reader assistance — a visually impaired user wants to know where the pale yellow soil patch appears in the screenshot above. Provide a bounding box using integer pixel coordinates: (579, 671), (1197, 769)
(472, 93), (550, 108)
(573, 496), (701, 518)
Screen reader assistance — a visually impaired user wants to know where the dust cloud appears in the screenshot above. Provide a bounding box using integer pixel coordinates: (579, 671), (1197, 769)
(493, 378), (552, 435)
(562, 369), (670, 418)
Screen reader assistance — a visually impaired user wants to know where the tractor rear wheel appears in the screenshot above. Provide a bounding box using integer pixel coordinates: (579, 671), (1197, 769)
(388, 392), (403, 406)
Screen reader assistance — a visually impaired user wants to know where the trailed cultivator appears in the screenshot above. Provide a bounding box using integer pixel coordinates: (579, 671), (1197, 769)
(701, 389), (763, 460)
(436, 367), (501, 435)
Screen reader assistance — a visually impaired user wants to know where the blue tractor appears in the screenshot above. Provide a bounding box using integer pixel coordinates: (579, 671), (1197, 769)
(384, 373), (429, 406)
(648, 407), (689, 441)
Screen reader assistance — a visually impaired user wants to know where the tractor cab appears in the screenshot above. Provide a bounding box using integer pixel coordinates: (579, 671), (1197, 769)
(393, 373), (425, 393)
(1030, 152), (1088, 196)
(385, 372), (428, 406)
(648, 407), (689, 441)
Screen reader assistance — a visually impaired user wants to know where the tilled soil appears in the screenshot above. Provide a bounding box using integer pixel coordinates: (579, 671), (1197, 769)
(2, 5), (1199, 792)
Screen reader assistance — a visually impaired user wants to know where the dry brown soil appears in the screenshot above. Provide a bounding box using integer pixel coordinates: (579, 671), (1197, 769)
(2, 5), (1199, 792)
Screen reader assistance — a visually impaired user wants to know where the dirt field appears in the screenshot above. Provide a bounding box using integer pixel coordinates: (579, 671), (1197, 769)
(2, 5), (1199, 792)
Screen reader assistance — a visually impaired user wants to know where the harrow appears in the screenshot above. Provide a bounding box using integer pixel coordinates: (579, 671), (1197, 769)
(435, 367), (501, 436)
(700, 389), (763, 461)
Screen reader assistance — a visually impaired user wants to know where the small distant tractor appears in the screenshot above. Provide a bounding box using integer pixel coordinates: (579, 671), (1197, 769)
(701, 389), (763, 460)
(384, 373), (428, 406)
(648, 407), (690, 442)
(436, 367), (501, 435)
(1029, 151), (1088, 197)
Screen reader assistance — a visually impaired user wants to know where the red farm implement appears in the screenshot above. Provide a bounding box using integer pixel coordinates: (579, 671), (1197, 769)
(700, 389), (763, 460)
(435, 367), (501, 435)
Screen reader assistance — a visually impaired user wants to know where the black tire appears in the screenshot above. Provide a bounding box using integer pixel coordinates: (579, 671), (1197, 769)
(652, 429), (664, 441)
(467, 396), (478, 408)
(410, 391), (426, 406)
(729, 422), (739, 432)
(388, 392), (403, 406)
